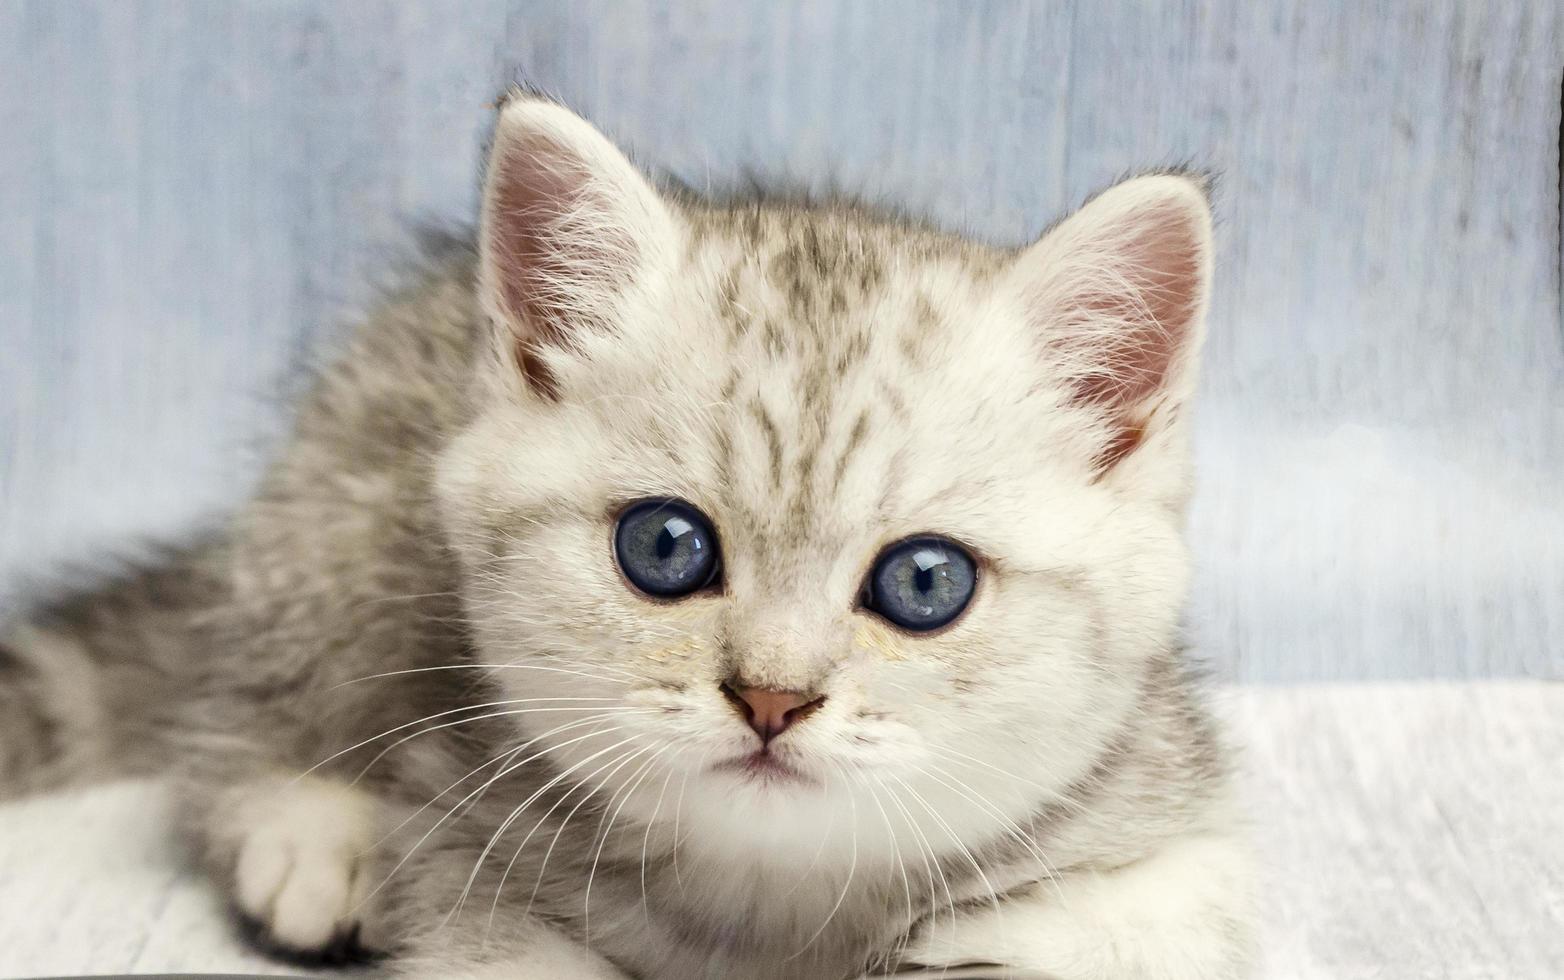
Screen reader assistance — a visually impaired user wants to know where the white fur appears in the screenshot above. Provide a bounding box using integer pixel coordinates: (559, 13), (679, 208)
(900, 832), (1254, 979)
(401, 923), (633, 980)
(412, 97), (1250, 978)
(222, 776), (378, 952)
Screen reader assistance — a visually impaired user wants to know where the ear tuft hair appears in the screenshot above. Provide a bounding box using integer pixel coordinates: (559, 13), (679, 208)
(478, 95), (673, 398)
(1009, 174), (1213, 470)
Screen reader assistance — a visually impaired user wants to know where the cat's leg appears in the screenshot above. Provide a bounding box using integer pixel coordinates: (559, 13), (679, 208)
(190, 771), (388, 960)
(891, 833), (1254, 980)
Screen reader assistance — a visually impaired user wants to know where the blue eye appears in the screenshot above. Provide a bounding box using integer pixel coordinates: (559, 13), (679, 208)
(863, 536), (977, 631)
(614, 499), (721, 598)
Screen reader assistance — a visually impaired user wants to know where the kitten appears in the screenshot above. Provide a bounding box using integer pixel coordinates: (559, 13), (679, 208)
(0, 93), (1252, 979)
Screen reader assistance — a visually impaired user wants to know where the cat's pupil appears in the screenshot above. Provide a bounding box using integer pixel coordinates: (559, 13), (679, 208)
(655, 517), (693, 560)
(912, 546), (952, 597)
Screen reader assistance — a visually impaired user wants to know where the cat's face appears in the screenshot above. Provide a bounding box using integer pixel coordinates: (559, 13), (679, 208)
(436, 96), (1210, 864)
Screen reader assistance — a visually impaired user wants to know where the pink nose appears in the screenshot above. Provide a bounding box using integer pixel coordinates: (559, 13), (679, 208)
(722, 684), (826, 744)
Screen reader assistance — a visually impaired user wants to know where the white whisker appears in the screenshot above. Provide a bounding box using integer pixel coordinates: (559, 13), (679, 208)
(509, 742), (654, 930)
(371, 722), (635, 916)
(788, 761), (859, 960)
(640, 764), (678, 925)
(890, 773), (1003, 918)
(584, 743), (669, 937)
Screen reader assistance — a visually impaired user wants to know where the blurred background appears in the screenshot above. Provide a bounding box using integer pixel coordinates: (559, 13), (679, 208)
(0, 0), (1560, 682)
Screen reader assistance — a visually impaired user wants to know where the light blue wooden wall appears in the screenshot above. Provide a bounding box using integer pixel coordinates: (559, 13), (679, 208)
(1, 1), (1560, 681)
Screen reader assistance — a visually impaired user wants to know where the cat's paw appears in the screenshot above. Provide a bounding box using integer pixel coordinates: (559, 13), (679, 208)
(223, 777), (383, 963)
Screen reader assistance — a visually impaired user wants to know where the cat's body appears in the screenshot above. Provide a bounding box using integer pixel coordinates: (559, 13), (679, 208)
(1, 96), (1252, 979)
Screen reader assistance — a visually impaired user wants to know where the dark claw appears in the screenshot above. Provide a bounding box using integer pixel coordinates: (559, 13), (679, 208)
(234, 911), (383, 969)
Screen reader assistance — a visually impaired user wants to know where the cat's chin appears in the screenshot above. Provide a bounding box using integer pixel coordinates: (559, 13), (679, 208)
(709, 749), (814, 788)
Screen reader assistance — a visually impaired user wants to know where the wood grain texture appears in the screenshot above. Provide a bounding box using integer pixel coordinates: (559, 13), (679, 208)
(0, 683), (1559, 977)
(0, 1), (1559, 680)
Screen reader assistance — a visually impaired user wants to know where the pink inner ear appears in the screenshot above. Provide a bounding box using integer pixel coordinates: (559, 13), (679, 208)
(490, 140), (578, 351)
(1065, 202), (1205, 413)
(486, 132), (642, 385)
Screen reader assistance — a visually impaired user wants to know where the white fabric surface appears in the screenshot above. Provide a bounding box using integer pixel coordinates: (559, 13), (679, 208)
(0, 682), (1559, 979)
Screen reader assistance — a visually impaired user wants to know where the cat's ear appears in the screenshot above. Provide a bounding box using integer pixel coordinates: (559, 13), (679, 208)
(1009, 174), (1212, 472)
(478, 94), (675, 398)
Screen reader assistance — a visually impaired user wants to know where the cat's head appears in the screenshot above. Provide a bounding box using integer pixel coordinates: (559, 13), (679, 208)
(435, 95), (1211, 863)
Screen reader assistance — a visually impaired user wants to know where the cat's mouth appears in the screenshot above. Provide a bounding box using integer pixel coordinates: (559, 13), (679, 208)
(712, 749), (810, 785)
